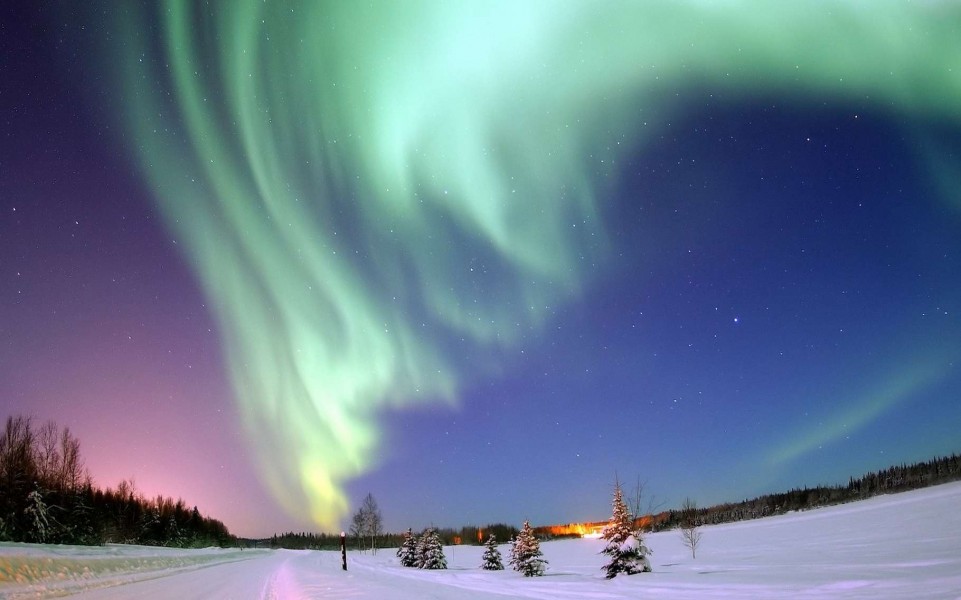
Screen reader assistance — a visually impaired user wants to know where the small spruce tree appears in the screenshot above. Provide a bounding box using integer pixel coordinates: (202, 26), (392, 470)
(419, 528), (447, 569)
(68, 490), (97, 545)
(414, 529), (428, 567)
(397, 528), (418, 567)
(510, 521), (547, 577)
(165, 516), (181, 547)
(23, 486), (50, 544)
(600, 480), (652, 578)
(481, 534), (504, 570)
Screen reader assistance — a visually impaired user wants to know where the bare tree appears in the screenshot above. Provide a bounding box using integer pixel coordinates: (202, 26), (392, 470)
(8, 418), (85, 495)
(1, 415), (36, 486)
(680, 497), (703, 559)
(350, 492), (383, 553)
(363, 493), (383, 552)
(627, 477), (665, 532)
(35, 421), (60, 487)
(58, 427), (85, 492)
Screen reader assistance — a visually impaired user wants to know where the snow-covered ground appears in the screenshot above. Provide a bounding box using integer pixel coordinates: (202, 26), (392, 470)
(2, 482), (960, 599)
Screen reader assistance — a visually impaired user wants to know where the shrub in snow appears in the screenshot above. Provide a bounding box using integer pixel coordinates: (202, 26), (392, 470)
(601, 481), (651, 578)
(397, 528), (418, 567)
(510, 521), (547, 577)
(419, 528), (447, 569)
(481, 534), (504, 570)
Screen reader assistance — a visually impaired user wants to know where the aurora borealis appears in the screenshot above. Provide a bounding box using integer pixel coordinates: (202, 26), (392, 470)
(2, 1), (961, 536)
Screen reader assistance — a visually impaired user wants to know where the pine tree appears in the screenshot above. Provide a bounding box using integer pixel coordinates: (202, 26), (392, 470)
(510, 521), (547, 577)
(396, 528), (418, 567)
(414, 529), (428, 567)
(481, 534), (504, 570)
(600, 480), (651, 578)
(419, 528), (447, 569)
(23, 486), (50, 543)
(140, 508), (162, 545)
(68, 489), (97, 545)
(165, 515), (181, 547)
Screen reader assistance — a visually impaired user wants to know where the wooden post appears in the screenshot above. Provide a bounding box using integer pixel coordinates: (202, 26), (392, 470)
(341, 531), (347, 570)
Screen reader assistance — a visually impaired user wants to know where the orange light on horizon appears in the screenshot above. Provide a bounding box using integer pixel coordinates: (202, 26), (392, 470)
(536, 514), (661, 539)
(539, 522), (606, 538)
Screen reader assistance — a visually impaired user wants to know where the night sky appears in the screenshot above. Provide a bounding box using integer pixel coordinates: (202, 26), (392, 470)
(2, 2), (960, 538)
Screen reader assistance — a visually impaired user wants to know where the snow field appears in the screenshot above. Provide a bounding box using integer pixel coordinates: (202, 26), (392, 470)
(2, 481), (960, 599)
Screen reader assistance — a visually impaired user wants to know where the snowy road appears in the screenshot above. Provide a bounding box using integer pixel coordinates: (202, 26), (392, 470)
(54, 548), (532, 600)
(3, 482), (961, 599)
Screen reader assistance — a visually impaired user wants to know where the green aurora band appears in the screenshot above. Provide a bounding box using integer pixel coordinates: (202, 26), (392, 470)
(768, 357), (954, 468)
(107, 1), (961, 528)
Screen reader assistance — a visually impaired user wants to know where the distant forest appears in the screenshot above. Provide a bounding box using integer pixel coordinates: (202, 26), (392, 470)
(259, 523), (520, 551)
(0, 415), (234, 547)
(650, 453), (961, 532)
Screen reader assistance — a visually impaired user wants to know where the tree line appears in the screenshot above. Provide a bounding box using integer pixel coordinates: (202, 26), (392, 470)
(0, 415), (234, 547)
(256, 521), (520, 551)
(653, 453), (961, 531)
